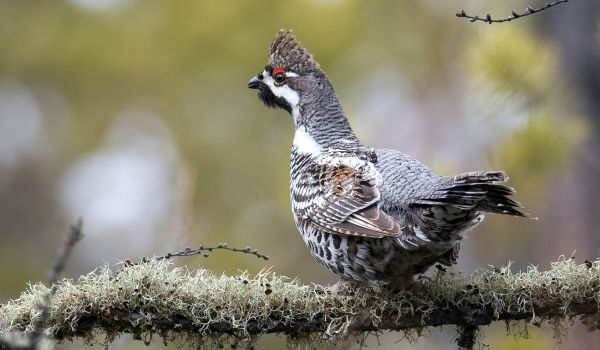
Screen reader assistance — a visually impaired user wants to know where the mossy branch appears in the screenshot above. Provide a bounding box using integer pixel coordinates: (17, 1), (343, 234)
(2, 257), (600, 348)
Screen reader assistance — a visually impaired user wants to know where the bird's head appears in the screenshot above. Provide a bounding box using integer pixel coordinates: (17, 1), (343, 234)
(248, 29), (327, 123)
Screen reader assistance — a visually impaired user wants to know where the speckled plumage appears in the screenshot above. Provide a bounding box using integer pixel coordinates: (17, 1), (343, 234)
(249, 29), (527, 289)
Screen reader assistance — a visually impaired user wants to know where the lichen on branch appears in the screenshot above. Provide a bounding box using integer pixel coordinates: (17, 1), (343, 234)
(1, 257), (600, 348)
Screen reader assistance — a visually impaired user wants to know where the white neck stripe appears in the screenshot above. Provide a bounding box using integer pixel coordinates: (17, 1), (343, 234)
(293, 126), (321, 155)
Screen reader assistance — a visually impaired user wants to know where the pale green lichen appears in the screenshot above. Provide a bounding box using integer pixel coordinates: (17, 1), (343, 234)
(1, 256), (599, 348)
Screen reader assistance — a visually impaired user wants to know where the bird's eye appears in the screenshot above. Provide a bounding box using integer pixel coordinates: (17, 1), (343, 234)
(274, 73), (286, 83)
(272, 68), (287, 84)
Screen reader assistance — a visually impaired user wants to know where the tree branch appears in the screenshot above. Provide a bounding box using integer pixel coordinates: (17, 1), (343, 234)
(2, 256), (600, 348)
(456, 0), (570, 24)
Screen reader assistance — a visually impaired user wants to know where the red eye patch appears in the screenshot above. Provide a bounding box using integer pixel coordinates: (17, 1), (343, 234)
(272, 68), (286, 77)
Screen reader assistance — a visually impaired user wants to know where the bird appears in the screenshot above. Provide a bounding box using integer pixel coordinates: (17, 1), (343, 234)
(247, 29), (528, 290)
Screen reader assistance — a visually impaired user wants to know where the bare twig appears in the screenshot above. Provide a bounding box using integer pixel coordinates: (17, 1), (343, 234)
(1, 220), (84, 350)
(456, 0), (570, 24)
(29, 220), (84, 342)
(48, 219), (84, 287)
(129, 243), (270, 265)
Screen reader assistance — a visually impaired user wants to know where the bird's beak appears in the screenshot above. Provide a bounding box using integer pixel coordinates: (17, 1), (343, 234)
(247, 76), (262, 89)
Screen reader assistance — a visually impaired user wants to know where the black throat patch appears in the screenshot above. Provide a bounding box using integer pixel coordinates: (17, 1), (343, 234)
(257, 85), (292, 114)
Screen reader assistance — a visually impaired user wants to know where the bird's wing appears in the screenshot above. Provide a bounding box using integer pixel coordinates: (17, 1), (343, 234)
(293, 152), (405, 239)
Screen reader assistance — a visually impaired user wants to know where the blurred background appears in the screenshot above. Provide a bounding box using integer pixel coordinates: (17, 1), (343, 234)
(0, 0), (599, 348)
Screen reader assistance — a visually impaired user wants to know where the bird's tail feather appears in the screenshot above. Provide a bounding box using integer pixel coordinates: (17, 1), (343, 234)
(421, 171), (529, 217)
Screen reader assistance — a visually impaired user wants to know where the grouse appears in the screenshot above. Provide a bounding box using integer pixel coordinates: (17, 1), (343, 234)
(248, 29), (528, 289)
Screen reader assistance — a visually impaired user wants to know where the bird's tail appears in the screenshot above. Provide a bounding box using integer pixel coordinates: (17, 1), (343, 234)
(428, 171), (529, 217)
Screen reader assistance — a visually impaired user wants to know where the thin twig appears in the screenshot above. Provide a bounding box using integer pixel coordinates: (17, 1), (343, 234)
(125, 243), (270, 266)
(48, 219), (84, 287)
(29, 219), (84, 343)
(156, 243), (270, 261)
(456, 0), (570, 24)
(1, 220), (85, 350)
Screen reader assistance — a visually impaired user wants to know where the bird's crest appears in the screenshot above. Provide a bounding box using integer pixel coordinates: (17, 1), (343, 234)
(269, 29), (320, 73)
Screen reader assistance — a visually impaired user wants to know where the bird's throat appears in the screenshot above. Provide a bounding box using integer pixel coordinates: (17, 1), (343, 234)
(292, 126), (322, 156)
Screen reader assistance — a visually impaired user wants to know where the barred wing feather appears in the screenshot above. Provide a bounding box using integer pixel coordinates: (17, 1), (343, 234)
(292, 153), (405, 238)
